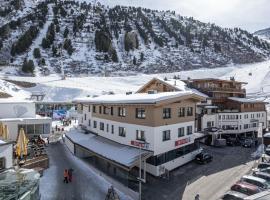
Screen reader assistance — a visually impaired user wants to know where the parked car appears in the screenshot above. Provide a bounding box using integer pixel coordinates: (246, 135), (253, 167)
(253, 172), (270, 182)
(241, 175), (269, 189)
(253, 164), (270, 173)
(226, 137), (241, 146)
(258, 167), (270, 174)
(231, 181), (263, 196)
(195, 152), (213, 164)
(257, 163), (270, 170)
(265, 146), (270, 156)
(242, 138), (254, 148)
(222, 190), (248, 200)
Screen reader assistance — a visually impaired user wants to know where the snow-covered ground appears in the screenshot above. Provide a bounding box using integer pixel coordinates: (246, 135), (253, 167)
(0, 79), (31, 99)
(1, 59), (270, 103)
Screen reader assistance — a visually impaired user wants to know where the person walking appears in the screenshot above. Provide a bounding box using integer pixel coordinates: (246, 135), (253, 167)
(68, 168), (74, 182)
(195, 194), (200, 200)
(64, 169), (69, 184)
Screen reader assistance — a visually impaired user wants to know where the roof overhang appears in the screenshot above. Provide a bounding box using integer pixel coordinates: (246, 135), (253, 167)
(66, 130), (153, 171)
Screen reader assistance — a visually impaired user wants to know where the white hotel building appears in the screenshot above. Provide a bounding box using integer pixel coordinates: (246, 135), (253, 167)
(0, 100), (52, 141)
(69, 78), (206, 177)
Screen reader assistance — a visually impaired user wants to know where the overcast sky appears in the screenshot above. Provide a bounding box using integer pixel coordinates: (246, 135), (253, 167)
(98, 0), (270, 32)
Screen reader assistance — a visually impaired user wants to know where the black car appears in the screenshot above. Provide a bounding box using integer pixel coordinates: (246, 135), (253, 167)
(195, 152), (213, 164)
(242, 138), (254, 148)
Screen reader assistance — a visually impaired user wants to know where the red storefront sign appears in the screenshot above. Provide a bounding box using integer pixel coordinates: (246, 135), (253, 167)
(131, 140), (149, 149)
(175, 138), (191, 147)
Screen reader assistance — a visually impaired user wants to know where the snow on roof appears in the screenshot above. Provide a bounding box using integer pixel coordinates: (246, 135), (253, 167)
(186, 78), (247, 84)
(66, 129), (152, 168)
(0, 99), (33, 104)
(145, 77), (208, 98)
(0, 115), (51, 122)
(228, 97), (267, 103)
(74, 91), (205, 104)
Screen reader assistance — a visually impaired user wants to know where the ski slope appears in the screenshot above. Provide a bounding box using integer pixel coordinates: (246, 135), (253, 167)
(1, 60), (270, 103)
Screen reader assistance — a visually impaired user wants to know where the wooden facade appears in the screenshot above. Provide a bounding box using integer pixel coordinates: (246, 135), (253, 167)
(136, 78), (180, 93)
(226, 99), (266, 112)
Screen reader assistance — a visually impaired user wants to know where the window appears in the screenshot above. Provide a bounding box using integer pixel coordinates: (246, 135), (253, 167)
(118, 107), (126, 117)
(100, 122), (104, 131)
(163, 108), (171, 119)
(244, 124), (249, 129)
(162, 130), (171, 141)
(93, 106), (96, 113)
(136, 130), (145, 141)
(119, 127), (126, 137)
(146, 143), (199, 166)
(84, 114), (86, 120)
(88, 105), (91, 112)
(187, 107), (193, 116)
(136, 108), (146, 119)
(111, 125), (114, 134)
(178, 127), (185, 137)
(93, 121), (97, 128)
(88, 120), (91, 127)
(106, 124), (109, 132)
(111, 107), (114, 115)
(0, 158), (5, 170)
(99, 106), (102, 114)
(187, 126), (193, 135)
(178, 107), (185, 117)
(207, 121), (212, 127)
(103, 106), (109, 114)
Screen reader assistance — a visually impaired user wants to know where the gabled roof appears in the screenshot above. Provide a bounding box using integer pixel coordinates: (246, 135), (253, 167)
(136, 77), (208, 98)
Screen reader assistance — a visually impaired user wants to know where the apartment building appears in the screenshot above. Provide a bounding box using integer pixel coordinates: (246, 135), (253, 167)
(186, 78), (268, 137)
(185, 78), (247, 108)
(73, 80), (206, 177)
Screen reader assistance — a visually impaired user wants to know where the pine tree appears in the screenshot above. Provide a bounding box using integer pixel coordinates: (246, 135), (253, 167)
(133, 56), (137, 65)
(22, 59), (35, 74)
(33, 48), (41, 59)
(140, 52), (144, 62)
(111, 49), (118, 63)
(63, 27), (69, 38)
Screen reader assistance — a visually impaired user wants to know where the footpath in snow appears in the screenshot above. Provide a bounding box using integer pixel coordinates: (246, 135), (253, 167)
(40, 142), (135, 200)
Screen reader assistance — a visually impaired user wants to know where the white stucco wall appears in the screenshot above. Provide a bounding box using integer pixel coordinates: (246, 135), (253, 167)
(202, 111), (267, 134)
(0, 102), (36, 118)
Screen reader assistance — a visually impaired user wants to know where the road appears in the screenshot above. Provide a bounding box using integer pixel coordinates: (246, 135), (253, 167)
(142, 145), (257, 200)
(39, 142), (131, 200)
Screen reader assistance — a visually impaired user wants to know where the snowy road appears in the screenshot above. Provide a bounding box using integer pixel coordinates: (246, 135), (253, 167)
(40, 142), (134, 200)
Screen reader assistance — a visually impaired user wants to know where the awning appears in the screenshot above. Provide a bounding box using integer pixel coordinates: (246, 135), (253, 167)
(66, 129), (153, 170)
(193, 132), (208, 140)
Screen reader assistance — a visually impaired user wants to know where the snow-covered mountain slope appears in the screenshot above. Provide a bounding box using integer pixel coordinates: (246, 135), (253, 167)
(254, 28), (270, 40)
(0, 0), (269, 76)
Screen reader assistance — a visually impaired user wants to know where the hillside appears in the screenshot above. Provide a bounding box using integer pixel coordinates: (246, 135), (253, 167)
(254, 28), (270, 40)
(0, 0), (270, 76)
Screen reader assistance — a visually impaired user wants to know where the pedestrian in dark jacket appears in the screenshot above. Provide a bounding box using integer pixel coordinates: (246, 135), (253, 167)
(64, 169), (69, 184)
(68, 168), (74, 182)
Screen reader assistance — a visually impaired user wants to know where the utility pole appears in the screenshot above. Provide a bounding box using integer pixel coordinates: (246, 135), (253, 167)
(138, 141), (149, 200)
